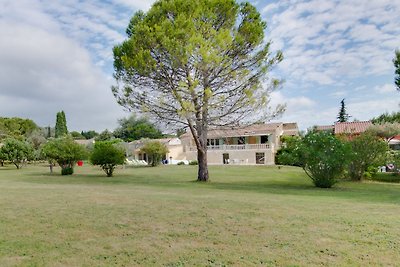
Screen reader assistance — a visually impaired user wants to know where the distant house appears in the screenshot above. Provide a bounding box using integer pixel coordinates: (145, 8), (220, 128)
(128, 137), (186, 164)
(74, 138), (95, 147)
(389, 135), (400, 150)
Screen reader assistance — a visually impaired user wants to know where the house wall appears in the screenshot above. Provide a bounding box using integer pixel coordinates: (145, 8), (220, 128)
(166, 145), (186, 161)
(185, 148), (275, 165)
(131, 144), (186, 161)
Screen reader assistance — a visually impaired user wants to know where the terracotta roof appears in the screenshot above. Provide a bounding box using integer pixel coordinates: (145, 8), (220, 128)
(208, 123), (282, 138)
(130, 137), (180, 145)
(315, 125), (334, 131)
(177, 123), (282, 139)
(334, 121), (372, 134)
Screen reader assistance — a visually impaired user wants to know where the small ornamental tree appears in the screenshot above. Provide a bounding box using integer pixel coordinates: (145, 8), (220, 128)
(298, 131), (350, 188)
(90, 141), (126, 177)
(41, 136), (87, 175)
(0, 138), (34, 169)
(140, 141), (169, 167)
(347, 133), (388, 180)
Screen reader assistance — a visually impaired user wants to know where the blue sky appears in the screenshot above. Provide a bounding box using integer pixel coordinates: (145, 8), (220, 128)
(0, 0), (399, 132)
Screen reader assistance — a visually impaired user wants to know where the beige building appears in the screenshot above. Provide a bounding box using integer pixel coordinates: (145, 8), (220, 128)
(127, 123), (298, 165)
(180, 123), (298, 165)
(128, 137), (187, 164)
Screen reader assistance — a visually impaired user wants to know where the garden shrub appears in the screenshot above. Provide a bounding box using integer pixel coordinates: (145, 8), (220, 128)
(297, 131), (350, 188)
(275, 136), (302, 166)
(189, 160), (198, 165)
(177, 161), (185, 165)
(61, 167), (74, 175)
(90, 141), (126, 177)
(347, 133), (388, 180)
(41, 136), (87, 175)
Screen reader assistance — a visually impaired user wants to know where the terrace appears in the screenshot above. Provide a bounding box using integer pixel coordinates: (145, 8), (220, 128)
(188, 143), (271, 151)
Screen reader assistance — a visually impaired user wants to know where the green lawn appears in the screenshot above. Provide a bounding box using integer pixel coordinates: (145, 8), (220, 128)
(1, 164), (400, 266)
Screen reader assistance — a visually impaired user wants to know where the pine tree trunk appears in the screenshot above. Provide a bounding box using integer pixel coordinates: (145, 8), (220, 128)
(197, 148), (209, 182)
(196, 124), (209, 182)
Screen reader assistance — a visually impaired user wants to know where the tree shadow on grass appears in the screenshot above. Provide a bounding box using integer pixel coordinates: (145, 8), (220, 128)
(14, 166), (400, 205)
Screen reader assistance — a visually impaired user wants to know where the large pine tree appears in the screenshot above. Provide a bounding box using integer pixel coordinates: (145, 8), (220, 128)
(112, 0), (284, 181)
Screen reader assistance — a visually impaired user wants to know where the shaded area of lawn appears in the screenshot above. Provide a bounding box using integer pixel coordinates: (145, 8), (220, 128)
(5, 164), (400, 205)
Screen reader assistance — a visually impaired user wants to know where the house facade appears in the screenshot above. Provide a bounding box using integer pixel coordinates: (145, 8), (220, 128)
(126, 122), (298, 165)
(128, 137), (187, 164)
(181, 123), (298, 165)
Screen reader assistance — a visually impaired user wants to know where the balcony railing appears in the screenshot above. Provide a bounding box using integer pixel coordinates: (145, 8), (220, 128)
(188, 143), (271, 151)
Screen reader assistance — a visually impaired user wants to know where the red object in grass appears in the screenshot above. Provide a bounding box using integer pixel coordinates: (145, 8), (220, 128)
(77, 161), (83, 166)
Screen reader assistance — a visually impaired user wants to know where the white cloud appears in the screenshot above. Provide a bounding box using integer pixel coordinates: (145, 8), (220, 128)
(263, 0), (400, 87)
(0, 0), (127, 131)
(112, 0), (155, 11)
(374, 84), (397, 94)
(348, 98), (399, 121)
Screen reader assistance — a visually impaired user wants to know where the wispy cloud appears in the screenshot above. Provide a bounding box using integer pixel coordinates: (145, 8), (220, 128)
(263, 0), (400, 86)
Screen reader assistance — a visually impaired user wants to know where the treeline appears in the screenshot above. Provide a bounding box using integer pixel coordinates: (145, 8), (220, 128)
(70, 115), (164, 142)
(372, 111), (400, 124)
(0, 117), (38, 140)
(0, 112), (167, 173)
(0, 114), (164, 143)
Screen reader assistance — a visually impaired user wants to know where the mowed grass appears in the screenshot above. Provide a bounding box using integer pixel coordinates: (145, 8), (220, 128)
(1, 164), (400, 266)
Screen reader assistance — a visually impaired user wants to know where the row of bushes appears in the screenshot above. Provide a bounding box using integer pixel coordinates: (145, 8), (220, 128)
(276, 131), (395, 188)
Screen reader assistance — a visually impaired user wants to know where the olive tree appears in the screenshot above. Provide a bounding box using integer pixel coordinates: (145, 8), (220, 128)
(112, 0), (284, 181)
(140, 141), (169, 167)
(90, 141), (126, 177)
(0, 138), (33, 169)
(367, 123), (400, 142)
(41, 136), (87, 175)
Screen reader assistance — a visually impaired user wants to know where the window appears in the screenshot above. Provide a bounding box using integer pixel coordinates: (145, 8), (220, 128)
(223, 153), (229, 164)
(238, 136), (245, 144)
(207, 139), (220, 146)
(261, 135), (269, 144)
(256, 152), (265, 164)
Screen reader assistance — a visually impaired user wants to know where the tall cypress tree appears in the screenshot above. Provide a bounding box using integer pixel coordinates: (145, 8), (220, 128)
(394, 49), (400, 92)
(55, 111), (68, 137)
(337, 99), (350, 123)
